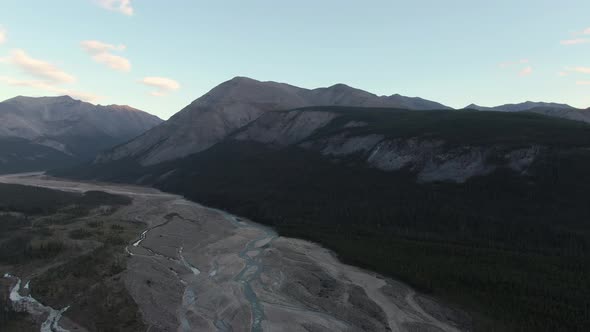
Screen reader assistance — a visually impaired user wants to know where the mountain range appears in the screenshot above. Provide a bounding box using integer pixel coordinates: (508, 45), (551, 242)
(0, 95), (162, 174)
(3, 77), (590, 330)
(3, 77), (589, 176)
(96, 77), (590, 167)
(95, 77), (451, 166)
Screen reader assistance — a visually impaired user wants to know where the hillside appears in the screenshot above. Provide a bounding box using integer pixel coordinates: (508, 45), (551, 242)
(56, 107), (590, 331)
(0, 95), (162, 173)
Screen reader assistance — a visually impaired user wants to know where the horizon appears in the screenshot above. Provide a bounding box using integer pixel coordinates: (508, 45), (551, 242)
(0, 0), (589, 119)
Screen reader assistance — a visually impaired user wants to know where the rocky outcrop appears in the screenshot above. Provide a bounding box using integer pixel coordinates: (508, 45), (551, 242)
(228, 106), (545, 183)
(235, 110), (339, 147)
(232, 108), (543, 183)
(366, 140), (541, 182)
(318, 134), (384, 156)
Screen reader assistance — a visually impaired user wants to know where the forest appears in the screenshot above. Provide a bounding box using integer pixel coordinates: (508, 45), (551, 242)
(0, 183), (140, 330)
(156, 140), (590, 331)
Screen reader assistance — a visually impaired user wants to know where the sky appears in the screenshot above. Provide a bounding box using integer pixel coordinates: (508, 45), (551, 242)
(0, 0), (589, 119)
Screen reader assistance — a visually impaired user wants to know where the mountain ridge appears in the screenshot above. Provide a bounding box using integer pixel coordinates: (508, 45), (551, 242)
(95, 76), (453, 166)
(464, 101), (576, 112)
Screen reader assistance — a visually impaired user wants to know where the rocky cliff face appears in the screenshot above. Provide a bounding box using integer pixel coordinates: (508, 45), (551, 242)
(232, 109), (543, 183)
(0, 95), (162, 172)
(97, 77), (451, 166)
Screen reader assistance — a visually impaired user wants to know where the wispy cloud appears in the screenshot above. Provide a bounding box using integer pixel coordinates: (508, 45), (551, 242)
(499, 59), (532, 77)
(92, 53), (131, 72)
(560, 38), (590, 45)
(96, 0), (134, 16)
(577, 81), (590, 85)
(5, 49), (75, 83)
(81, 40), (131, 72)
(140, 77), (181, 96)
(519, 66), (533, 77)
(498, 59), (529, 68)
(81, 40), (126, 53)
(0, 26), (6, 45)
(0, 49), (100, 102)
(561, 27), (590, 45)
(572, 67), (590, 74)
(0, 76), (101, 103)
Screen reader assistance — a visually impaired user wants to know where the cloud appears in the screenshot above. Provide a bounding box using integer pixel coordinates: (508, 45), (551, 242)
(500, 59), (532, 77)
(81, 40), (125, 53)
(499, 59), (529, 68)
(81, 40), (131, 72)
(519, 66), (533, 77)
(558, 71), (568, 77)
(0, 49), (100, 103)
(560, 38), (590, 45)
(0, 27), (6, 45)
(140, 77), (181, 96)
(96, 0), (134, 16)
(573, 67), (590, 74)
(560, 27), (590, 44)
(90, 51), (131, 72)
(577, 81), (590, 85)
(5, 49), (75, 83)
(0, 76), (101, 103)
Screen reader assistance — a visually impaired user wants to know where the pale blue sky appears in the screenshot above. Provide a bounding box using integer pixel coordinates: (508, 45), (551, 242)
(1, 0), (589, 119)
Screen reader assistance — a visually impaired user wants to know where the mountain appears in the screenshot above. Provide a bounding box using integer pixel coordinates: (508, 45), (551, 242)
(465, 101), (574, 112)
(96, 77), (451, 166)
(464, 103), (494, 111)
(0, 95), (162, 173)
(494, 101), (574, 112)
(463, 101), (590, 124)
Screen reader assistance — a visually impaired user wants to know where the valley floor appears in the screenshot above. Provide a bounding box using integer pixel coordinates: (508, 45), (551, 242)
(0, 173), (468, 332)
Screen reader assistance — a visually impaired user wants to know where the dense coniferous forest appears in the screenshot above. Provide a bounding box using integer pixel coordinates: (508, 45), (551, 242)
(0, 183), (142, 330)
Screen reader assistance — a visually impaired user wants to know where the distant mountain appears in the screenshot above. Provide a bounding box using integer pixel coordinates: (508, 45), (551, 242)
(463, 101), (590, 123)
(96, 77), (451, 166)
(494, 101), (574, 112)
(464, 104), (494, 111)
(0, 95), (162, 173)
(464, 101), (575, 112)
